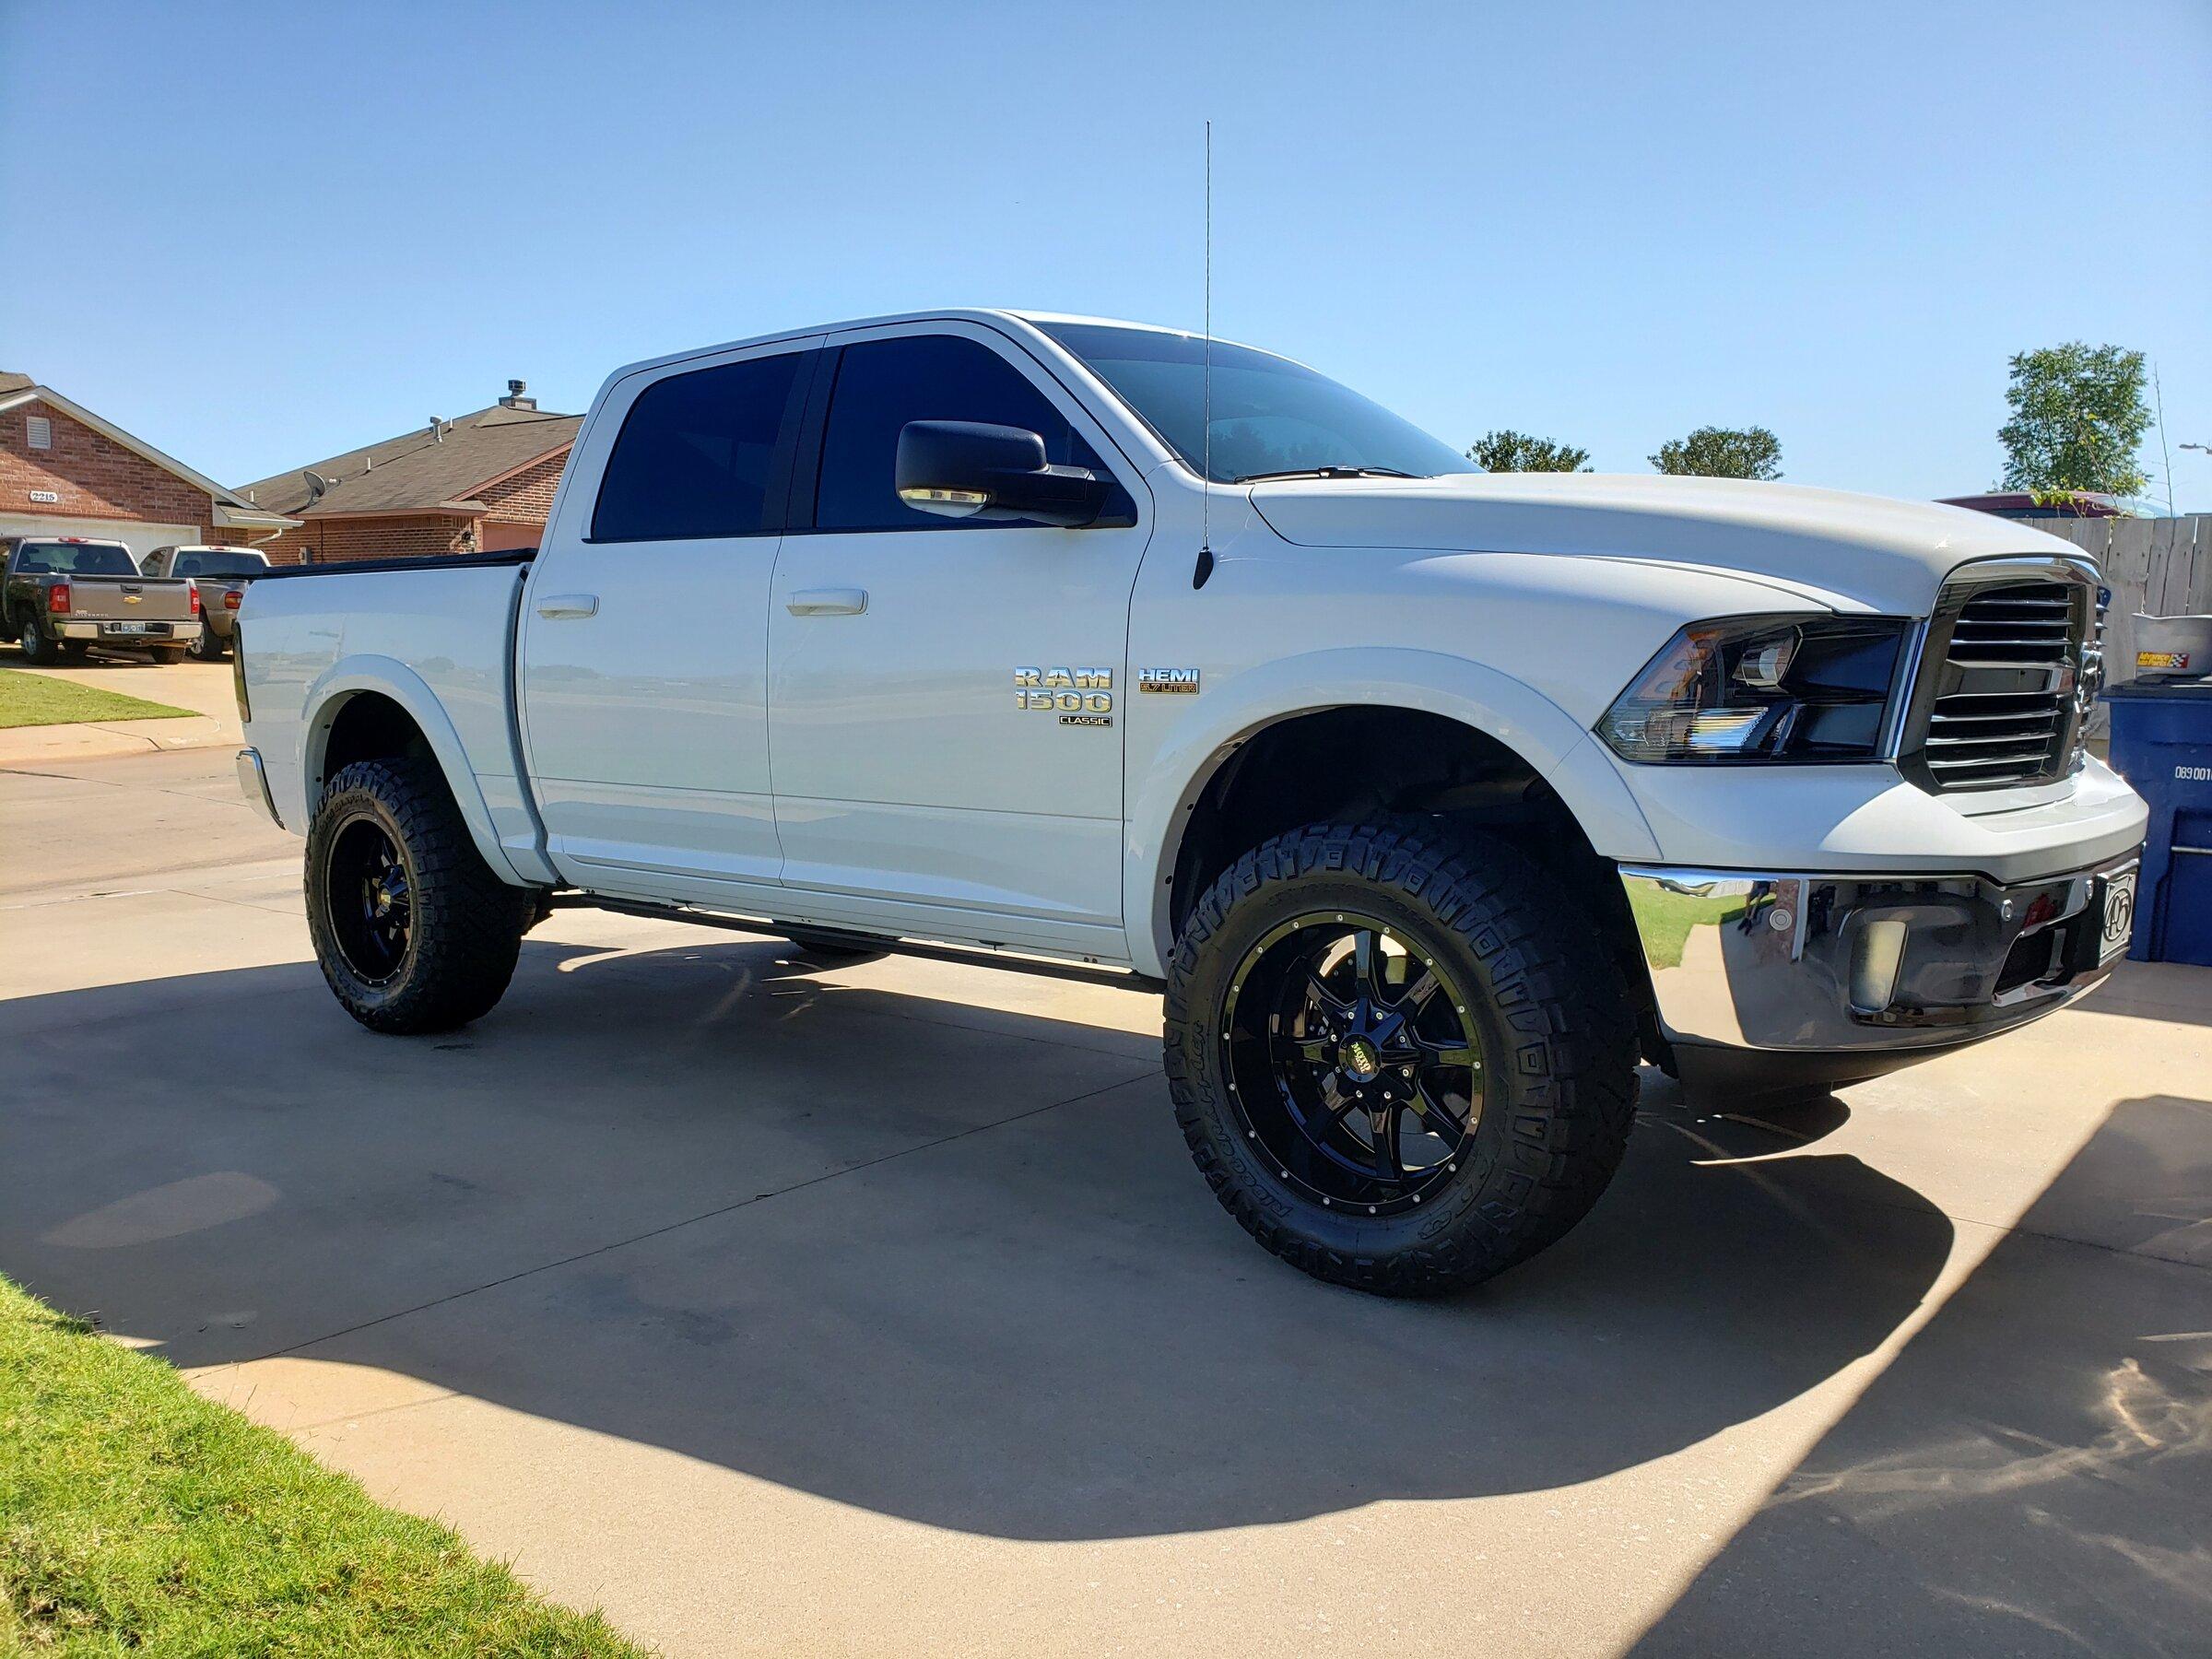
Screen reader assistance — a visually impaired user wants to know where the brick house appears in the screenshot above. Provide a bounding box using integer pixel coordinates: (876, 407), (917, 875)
(236, 382), (581, 565)
(0, 372), (297, 558)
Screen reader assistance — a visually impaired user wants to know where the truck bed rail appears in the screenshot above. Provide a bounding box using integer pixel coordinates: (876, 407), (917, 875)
(251, 550), (535, 582)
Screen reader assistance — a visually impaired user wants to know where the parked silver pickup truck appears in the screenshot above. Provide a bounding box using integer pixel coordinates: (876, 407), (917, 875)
(3, 536), (203, 663)
(138, 544), (271, 660)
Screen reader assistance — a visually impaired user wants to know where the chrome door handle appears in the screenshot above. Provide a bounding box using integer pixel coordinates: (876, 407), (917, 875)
(535, 594), (598, 619)
(785, 588), (867, 617)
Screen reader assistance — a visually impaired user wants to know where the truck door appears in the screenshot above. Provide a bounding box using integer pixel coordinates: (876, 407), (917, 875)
(517, 337), (820, 899)
(765, 324), (1150, 956)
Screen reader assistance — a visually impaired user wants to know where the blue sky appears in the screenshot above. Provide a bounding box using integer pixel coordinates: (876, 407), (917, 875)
(3, 0), (2207, 506)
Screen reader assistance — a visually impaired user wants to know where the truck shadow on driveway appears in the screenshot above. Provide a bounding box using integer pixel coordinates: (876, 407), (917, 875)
(2, 934), (1953, 1541)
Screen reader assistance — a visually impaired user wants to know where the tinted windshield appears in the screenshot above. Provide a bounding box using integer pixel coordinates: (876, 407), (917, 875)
(11, 541), (138, 576)
(175, 551), (268, 578)
(1037, 322), (1477, 484)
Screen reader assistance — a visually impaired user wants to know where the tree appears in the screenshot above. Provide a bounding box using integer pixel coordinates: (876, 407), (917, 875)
(1650, 426), (1782, 480)
(1467, 429), (1591, 473)
(1997, 342), (2151, 497)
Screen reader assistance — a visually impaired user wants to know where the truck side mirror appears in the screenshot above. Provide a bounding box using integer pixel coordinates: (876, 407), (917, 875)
(895, 420), (1110, 528)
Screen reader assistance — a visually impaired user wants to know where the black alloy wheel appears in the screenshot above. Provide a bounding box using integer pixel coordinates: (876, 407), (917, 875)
(1220, 912), (1485, 1217)
(324, 813), (414, 985)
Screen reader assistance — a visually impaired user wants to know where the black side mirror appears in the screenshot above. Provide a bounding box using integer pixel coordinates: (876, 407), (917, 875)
(895, 420), (1111, 528)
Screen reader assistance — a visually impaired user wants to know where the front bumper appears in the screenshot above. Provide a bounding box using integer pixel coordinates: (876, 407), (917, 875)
(1621, 851), (2142, 1093)
(56, 618), (204, 644)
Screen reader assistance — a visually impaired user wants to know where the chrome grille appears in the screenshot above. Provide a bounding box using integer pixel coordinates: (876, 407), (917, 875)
(1906, 563), (2096, 792)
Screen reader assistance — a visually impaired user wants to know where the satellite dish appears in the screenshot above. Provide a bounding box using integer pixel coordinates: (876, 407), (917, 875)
(301, 469), (333, 504)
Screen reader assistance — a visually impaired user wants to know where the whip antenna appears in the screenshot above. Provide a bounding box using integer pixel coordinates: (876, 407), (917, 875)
(1194, 119), (1217, 589)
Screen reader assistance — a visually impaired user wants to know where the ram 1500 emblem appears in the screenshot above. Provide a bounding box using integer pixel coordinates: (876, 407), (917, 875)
(1016, 666), (1113, 726)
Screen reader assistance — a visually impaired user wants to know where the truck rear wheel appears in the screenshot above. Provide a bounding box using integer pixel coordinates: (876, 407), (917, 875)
(1164, 819), (1638, 1297)
(17, 614), (59, 665)
(306, 758), (531, 1034)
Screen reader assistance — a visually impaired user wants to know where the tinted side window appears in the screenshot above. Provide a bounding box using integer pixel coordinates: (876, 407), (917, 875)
(592, 351), (808, 542)
(814, 335), (1104, 532)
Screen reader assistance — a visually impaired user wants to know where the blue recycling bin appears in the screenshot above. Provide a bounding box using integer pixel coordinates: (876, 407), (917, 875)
(2102, 679), (2212, 967)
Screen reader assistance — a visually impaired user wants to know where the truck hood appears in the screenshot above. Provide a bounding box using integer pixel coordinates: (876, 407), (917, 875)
(1246, 472), (2088, 615)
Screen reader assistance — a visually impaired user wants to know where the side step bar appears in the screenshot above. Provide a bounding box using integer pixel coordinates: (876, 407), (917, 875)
(544, 892), (1165, 994)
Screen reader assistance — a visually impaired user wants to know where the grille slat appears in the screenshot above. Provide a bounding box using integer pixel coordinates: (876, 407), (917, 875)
(1915, 573), (2091, 790)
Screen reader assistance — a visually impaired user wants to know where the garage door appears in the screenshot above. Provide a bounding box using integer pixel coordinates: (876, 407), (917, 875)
(0, 513), (199, 563)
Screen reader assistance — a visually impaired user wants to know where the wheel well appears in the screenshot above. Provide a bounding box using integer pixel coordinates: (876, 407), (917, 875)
(1167, 706), (1665, 1064)
(317, 691), (435, 794)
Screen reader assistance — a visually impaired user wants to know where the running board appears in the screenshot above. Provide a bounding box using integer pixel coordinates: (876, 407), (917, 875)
(545, 892), (1165, 994)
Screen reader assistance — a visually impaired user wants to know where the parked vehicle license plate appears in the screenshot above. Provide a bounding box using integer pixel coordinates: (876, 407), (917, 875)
(2100, 870), (2137, 962)
(102, 622), (160, 635)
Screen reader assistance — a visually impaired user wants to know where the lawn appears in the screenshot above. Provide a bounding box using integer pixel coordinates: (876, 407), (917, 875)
(1623, 881), (1749, 970)
(0, 667), (194, 730)
(0, 1275), (646, 1655)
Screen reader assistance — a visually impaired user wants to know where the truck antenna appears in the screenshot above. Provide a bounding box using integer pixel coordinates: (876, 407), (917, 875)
(1194, 119), (1216, 590)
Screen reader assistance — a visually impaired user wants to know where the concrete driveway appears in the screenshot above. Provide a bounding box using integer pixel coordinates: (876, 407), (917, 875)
(3, 748), (2207, 1656)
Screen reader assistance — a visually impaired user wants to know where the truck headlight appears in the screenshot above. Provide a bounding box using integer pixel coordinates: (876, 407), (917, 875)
(1601, 615), (1907, 764)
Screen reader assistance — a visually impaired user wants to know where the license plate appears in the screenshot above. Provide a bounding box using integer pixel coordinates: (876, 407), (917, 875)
(102, 621), (159, 635)
(2100, 870), (2137, 962)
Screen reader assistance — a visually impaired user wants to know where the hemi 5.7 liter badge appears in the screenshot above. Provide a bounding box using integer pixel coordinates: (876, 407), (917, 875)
(1017, 666), (1113, 726)
(1138, 667), (1201, 694)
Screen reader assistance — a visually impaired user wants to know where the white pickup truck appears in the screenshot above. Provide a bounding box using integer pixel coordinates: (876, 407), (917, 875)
(234, 310), (2147, 1295)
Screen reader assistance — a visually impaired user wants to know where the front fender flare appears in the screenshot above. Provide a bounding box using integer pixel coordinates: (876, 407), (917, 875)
(1122, 647), (1660, 978)
(302, 654), (525, 887)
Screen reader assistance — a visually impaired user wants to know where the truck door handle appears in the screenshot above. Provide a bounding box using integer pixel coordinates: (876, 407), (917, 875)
(785, 588), (867, 617)
(535, 594), (598, 619)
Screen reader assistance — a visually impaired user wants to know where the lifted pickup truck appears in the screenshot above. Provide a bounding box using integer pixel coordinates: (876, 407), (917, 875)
(4, 536), (203, 663)
(235, 311), (2147, 1295)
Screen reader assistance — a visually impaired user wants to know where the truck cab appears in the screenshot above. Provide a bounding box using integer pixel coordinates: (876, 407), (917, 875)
(232, 310), (2148, 1297)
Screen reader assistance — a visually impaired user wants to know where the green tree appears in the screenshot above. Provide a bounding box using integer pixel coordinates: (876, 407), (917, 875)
(1467, 429), (1591, 473)
(1996, 342), (2151, 496)
(1650, 426), (1782, 480)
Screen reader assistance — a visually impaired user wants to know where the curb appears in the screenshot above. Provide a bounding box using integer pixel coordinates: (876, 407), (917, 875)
(0, 715), (233, 767)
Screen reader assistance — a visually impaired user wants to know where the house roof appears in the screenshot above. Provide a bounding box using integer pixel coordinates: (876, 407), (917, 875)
(0, 371), (297, 528)
(239, 400), (581, 519)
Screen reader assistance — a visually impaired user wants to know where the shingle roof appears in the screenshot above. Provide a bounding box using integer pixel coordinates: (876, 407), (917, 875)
(0, 372), (33, 395)
(238, 400), (581, 518)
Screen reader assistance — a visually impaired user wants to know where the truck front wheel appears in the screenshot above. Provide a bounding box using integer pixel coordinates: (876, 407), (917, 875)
(1165, 820), (1638, 1297)
(305, 759), (531, 1034)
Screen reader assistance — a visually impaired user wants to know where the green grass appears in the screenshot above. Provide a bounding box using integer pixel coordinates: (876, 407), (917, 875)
(1623, 883), (1748, 970)
(0, 1276), (646, 1655)
(0, 667), (194, 730)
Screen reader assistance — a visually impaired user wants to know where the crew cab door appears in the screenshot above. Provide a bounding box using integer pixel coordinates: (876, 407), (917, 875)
(517, 337), (820, 899)
(766, 324), (1150, 954)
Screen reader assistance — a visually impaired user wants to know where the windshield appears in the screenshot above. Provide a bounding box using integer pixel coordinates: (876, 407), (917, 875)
(11, 541), (138, 576)
(175, 551), (268, 578)
(1037, 322), (1477, 485)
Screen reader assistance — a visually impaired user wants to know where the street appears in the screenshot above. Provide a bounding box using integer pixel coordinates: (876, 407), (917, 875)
(3, 746), (2207, 1656)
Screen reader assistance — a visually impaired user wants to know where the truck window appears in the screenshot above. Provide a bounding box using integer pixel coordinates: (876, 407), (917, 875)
(813, 335), (1107, 532)
(10, 541), (138, 576)
(591, 351), (808, 543)
(175, 551), (268, 578)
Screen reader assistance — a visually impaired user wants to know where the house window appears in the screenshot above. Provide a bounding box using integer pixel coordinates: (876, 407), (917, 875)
(26, 415), (53, 450)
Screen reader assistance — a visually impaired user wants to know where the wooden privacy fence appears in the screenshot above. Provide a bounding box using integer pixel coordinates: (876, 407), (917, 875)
(2023, 514), (2210, 734)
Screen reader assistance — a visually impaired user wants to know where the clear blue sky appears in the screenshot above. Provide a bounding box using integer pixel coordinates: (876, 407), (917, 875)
(4, 0), (2207, 506)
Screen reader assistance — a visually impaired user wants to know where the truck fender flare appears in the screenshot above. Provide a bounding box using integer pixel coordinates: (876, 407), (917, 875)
(303, 655), (526, 887)
(1122, 647), (1662, 978)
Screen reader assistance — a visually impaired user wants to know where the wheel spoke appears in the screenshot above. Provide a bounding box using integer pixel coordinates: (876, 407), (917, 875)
(1306, 971), (1352, 1018)
(1352, 929), (1381, 1001)
(1409, 1081), (1465, 1145)
(1391, 968), (1438, 1012)
(1371, 1106), (1403, 1182)
(1419, 1038), (1480, 1070)
(1273, 1032), (1334, 1065)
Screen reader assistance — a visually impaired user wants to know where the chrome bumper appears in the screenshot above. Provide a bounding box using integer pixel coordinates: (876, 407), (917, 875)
(1620, 853), (2141, 1088)
(235, 747), (280, 827)
(56, 618), (204, 642)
